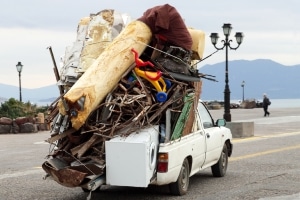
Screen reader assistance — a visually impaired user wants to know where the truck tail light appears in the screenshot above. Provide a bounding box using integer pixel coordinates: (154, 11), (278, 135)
(157, 153), (168, 173)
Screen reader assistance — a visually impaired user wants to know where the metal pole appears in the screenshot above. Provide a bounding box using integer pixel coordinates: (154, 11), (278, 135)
(223, 35), (231, 122)
(47, 46), (64, 96)
(210, 24), (243, 122)
(242, 85), (244, 102)
(18, 71), (22, 102)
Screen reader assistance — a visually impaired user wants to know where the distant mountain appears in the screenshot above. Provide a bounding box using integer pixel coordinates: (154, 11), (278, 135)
(0, 83), (59, 105)
(199, 59), (300, 101)
(1, 59), (299, 105)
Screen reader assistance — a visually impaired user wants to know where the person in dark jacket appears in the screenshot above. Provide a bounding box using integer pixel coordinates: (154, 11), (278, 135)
(262, 93), (271, 117)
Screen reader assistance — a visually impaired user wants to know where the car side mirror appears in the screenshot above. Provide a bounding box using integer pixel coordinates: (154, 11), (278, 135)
(203, 122), (213, 129)
(216, 119), (226, 127)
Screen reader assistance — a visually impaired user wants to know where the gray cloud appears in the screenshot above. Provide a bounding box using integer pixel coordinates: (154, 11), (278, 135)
(0, 0), (299, 88)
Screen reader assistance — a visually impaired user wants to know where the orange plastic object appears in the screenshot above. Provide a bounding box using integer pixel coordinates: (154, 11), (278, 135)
(131, 48), (166, 93)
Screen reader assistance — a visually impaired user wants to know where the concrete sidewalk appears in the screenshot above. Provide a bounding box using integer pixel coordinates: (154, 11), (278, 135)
(209, 107), (300, 137)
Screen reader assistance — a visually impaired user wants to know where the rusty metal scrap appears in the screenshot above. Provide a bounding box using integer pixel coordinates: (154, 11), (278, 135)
(43, 60), (195, 185)
(41, 8), (208, 189)
(43, 39), (208, 192)
(42, 157), (104, 187)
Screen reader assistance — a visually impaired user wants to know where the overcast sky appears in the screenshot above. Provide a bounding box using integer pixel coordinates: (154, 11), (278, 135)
(1, 0), (299, 88)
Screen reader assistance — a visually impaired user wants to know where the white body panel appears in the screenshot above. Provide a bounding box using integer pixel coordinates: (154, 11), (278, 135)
(156, 130), (206, 185)
(105, 125), (159, 187)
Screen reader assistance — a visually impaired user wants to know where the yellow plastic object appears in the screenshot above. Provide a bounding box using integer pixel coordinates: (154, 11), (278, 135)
(134, 68), (166, 93)
(131, 48), (168, 102)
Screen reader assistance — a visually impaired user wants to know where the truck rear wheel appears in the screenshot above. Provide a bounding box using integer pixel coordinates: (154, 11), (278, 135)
(211, 144), (228, 177)
(169, 158), (190, 196)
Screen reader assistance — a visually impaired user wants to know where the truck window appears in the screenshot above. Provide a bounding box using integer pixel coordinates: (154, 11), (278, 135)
(198, 102), (214, 129)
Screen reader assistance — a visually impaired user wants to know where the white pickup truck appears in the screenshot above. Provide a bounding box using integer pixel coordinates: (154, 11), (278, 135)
(43, 99), (232, 196)
(85, 100), (233, 195)
(42, 10), (232, 195)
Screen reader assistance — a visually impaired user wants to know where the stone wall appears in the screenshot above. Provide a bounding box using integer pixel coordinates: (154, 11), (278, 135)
(226, 121), (254, 138)
(0, 113), (49, 134)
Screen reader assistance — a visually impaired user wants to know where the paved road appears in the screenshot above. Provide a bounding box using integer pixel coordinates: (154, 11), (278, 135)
(0, 107), (299, 200)
(210, 107), (300, 200)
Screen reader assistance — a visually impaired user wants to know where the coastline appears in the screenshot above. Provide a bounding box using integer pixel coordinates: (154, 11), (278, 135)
(203, 98), (300, 109)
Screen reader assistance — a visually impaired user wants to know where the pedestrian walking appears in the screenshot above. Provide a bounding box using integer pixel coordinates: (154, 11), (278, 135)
(262, 93), (271, 117)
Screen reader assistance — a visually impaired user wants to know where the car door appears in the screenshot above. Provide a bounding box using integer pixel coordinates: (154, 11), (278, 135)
(197, 102), (224, 167)
(191, 111), (206, 172)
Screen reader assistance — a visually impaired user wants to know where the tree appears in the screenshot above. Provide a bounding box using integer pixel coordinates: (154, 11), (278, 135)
(0, 98), (24, 119)
(0, 98), (48, 119)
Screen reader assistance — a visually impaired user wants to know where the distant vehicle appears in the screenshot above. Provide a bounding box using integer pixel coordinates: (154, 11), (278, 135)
(256, 101), (263, 108)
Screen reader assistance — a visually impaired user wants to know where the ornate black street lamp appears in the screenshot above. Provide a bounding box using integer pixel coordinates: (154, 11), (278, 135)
(210, 23), (244, 122)
(241, 80), (245, 102)
(16, 61), (23, 102)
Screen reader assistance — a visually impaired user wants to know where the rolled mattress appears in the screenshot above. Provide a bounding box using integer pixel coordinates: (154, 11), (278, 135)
(59, 20), (152, 130)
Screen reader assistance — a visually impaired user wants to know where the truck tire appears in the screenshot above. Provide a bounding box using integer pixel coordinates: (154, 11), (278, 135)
(211, 144), (228, 177)
(169, 158), (190, 196)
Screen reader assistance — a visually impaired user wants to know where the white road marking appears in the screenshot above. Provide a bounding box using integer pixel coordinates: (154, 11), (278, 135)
(34, 141), (49, 145)
(0, 168), (43, 180)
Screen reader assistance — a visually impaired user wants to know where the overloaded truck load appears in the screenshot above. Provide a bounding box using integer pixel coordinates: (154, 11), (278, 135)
(42, 4), (215, 191)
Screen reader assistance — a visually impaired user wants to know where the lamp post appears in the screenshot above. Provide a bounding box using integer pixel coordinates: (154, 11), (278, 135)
(210, 23), (244, 122)
(16, 62), (23, 102)
(241, 80), (245, 102)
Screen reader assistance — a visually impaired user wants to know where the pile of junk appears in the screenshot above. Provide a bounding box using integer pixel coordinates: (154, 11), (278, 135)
(42, 7), (216, 190)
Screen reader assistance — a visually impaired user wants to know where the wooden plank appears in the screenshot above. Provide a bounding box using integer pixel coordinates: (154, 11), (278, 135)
(75, 135), (101, 158)
(46, 128), (77, 144)
(182, 81), (202, 136)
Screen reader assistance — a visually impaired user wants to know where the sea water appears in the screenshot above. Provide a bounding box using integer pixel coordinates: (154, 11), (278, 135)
(206, 99), (300, 109)
(259, 99), (300, 108)
(231, 99), (300, 108)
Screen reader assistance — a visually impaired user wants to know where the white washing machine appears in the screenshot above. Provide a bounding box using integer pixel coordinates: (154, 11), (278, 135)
(105, 125), (159, 187)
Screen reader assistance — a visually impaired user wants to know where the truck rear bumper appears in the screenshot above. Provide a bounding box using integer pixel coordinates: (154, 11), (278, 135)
(154, 165), (182, 185)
